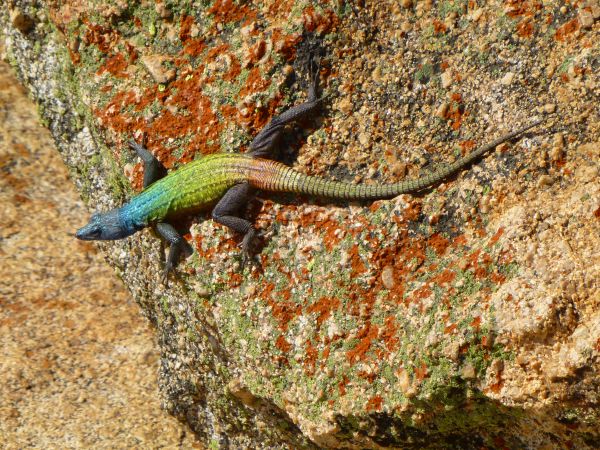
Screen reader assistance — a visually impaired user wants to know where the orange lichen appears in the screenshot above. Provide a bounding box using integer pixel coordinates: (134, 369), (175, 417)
(459, 140), (476, 153)
(443, 93), (467, 130)
(183, 39), (206, 57)
(302, 6), (339, 34)
(338, 375), (349, 396)
(505, 0), (541, 18)
(487, 373), (504, 394)
(348, 244), (368, 275)
(444, 323), (457, 334)
(259, 283), (302, 332)
(555, 18), (580, 41)
(179, 15), (194, 42)
(82, 20), (120, 53)
(358, 370), (377, 383)
(432, 19), (447, 34)
(229, 273), (243, 287)
(412, 285), (433, 301)
(247, 40), (267, 66)
(271, 28), (302, 61)
(346, 321), (379, 363)
(238, 66), (271, 99)
(381, 316), (399, 352)
(208, 0), (256, 25)
(427, 233), (449, 255)
(307, 296), (341, 329)
(431, 269), (455, 285)
(403, 200), (422, 221)
(268, 0), (296, 17)
(454, 234), (467, 246)
(489, 227), (504, 244)
(276, 335), (292, 353)
(516, 19), (534, 38)
(414, 362), (428, 381)
(366, 395), (383, 412)
(304, 340), (318, 374)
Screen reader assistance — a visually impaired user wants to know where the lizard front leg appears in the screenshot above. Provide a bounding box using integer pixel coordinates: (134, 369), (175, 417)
(129, 140), (167, 188)
(211, 183), (258, 267)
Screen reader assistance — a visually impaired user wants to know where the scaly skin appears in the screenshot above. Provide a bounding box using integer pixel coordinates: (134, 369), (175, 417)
(122, 117), (542, 228)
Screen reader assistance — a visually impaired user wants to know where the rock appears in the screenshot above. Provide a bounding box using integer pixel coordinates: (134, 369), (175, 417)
(578, 9), (594, 28)
(461, 363), (476, 379)
(553, 133), (564, 149)
(228, 378), (259, 407)
(338, 97), (353, 114)
(500, 71), (515, 85)
(435, 102), (449, 118)
(381, 265), (395, 289)
(141, 55), (176, 84)
(471, 8), (484, 22)
(549, 146), (563, 162)
(441, 70), (452, 88)
(358, 132), (370, 146)
(537, 175), (554, 187)
(3, 1), (599, 448)
(390, 161), (407, 177)
(155, 3), (172, 19)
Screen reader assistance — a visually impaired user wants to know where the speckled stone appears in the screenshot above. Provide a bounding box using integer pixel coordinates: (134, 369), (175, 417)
(0, 59), (198, 449)
(2, 0), (599, 448)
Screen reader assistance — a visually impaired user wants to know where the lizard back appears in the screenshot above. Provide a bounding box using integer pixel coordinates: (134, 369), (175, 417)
(122, 118), (541, 226)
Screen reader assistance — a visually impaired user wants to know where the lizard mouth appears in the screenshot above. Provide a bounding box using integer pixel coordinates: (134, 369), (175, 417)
(75, 222), (101, 240)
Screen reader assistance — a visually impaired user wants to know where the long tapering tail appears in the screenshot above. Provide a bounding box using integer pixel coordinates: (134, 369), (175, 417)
(250, 119), (543, 200)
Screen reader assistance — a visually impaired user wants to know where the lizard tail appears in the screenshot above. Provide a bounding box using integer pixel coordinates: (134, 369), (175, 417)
(251, 119), (543, 200)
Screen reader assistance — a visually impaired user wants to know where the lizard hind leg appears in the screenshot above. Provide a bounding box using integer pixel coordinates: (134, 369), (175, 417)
(155, 222), (193, 285)
(129, 140), (168, 188)
(248, 57), (323, 159)
(211, 183), (259, 269)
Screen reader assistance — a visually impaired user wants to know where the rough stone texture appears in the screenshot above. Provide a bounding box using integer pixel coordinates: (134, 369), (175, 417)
(0, 58), (199, 447)
(2, 0), (599, 448)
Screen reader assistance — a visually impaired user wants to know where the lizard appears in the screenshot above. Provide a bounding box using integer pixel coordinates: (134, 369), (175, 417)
(76, 62), (543, 282)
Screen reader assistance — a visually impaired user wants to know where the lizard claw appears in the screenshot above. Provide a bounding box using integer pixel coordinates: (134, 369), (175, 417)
(240, 252), (261, 272)
(308, 55), (321, 102)
(129, 139), (144, 154)
(161, 268), (170, 287)
(161, 262), (174, 286)
(239, 229), (260, 271)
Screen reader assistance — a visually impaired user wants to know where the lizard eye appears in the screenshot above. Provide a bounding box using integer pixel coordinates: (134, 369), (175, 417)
(90, 226), (102, 238)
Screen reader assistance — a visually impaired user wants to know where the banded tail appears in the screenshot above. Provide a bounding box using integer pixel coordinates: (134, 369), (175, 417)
(249, 119), (542, 200)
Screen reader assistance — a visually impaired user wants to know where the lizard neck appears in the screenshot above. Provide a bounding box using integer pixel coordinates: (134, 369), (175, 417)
(119, 200), (151, 232)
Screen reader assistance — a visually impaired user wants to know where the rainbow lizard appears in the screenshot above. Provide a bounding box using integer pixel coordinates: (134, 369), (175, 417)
(76, 65), (542, 282)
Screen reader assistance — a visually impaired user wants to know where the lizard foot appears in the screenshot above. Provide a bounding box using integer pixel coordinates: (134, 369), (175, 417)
(307, 54), (321, 102)
(239, 229), (261, 271)
(161, 263), (174, 287)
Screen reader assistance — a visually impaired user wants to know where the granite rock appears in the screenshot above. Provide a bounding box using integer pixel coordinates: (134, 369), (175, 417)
(1, 0), (599, 448)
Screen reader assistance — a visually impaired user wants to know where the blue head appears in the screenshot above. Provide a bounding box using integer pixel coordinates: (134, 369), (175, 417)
(75, 208), (137, 241)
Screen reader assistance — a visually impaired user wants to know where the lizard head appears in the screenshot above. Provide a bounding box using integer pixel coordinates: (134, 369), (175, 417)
(75, 208), (135, 241)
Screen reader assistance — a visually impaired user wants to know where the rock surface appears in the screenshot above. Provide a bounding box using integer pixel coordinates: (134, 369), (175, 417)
(2, 0), (599, 448)
(0, 57), (198, 447)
